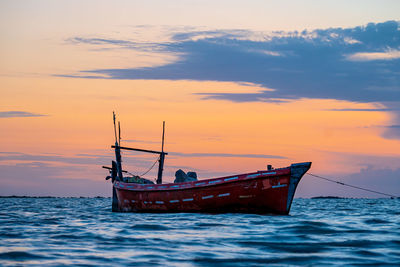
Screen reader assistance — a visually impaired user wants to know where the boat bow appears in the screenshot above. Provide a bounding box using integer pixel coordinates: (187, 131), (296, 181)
(286, 162), (312, 213)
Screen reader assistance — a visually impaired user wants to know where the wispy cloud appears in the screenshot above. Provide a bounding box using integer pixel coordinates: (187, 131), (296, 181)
(67, 37), (168, 53)
(170, 152), (286, 159)
(195, 91), (290, 103)
(386, 124), (400, 128)
(0, 152), (109, 165)
(0, 151), (168, 174)
(0, 162), (109, 197)
(347, 49), (400, 61)
(0, 111), (47, 118)
(123, 139), (161, 144)
(326, 108), (395, 112)
(299, 166), (400, 198)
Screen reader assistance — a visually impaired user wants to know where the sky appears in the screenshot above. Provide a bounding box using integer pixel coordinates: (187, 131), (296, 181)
(0, 0), (399, 198)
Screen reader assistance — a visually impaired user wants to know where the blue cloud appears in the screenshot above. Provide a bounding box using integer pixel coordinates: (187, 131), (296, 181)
(123, 139), (161, 144)
(170, 152), (286, 159)
(67, 37), (166, 52)
(298, 166), (400, 198)
(382, 125), (400, 139)
(67, 21), (400, 138)
(69, 21), (400, 103)
(0, 152), (110, 165)
(326, 108), (395, 112)
(0, 162), (109, 197)
(0, 111), (47, 118)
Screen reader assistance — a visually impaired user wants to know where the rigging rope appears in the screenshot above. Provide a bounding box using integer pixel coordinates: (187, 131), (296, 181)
(139, 155), (160, 177)
(306, 173), (398, 198)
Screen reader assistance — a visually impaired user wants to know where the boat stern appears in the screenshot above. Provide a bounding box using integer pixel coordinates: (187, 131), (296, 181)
(286, 162), (312, 214)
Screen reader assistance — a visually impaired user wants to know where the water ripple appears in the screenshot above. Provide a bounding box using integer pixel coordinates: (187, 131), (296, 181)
(0, 198), (399, 266)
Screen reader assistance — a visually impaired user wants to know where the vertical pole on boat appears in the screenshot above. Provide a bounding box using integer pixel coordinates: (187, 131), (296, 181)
(113, 112), (123, 181)
(156, 121), (166, 184)
(118, 121), (121, 145)
(112, 112), (120, 211)
(113, 111), (118, 144)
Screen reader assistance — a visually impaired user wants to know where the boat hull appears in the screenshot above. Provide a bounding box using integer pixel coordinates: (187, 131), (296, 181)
(113, 162), (311, 215)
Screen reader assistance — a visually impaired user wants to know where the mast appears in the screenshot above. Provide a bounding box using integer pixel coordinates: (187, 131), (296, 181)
(110, 115), (167, 183)
(113, 112), (123, 181)
(113, 111), (118, 144)
(156, 121), (166, 184)
(118, 121), (121, 145)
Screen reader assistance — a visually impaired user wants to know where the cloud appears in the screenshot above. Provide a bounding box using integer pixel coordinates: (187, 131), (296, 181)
(344, 166), (400, 197)
(326, 108), (395, 112)
(1, 150), (397, 197)
(383, 125), (400, 139)
(0, 151), (165, 174)
(194, 91), (289, 103)
(170, 29), (252, 42)
(0, 151), (165, 196)
(0, 150), (286, 196)
(67, 21), (400, 104)
(123, 139), (161, 144)
(170, 152), (287, 159)
(0, 162), (109, 197)
(347, 49), (400, 61)
(297, 166), (400, 198)
(380, 101), (400, 139)
(65, 21), (400, 139)
(320, 150), (400, 170)
(67, 37), (167, 53)
(343, 37), (362, 45)
(0, 111), (47, 118)
(0, 152), (111, 165)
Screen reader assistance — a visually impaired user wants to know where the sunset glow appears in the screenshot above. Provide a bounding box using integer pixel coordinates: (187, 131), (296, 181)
(1, 0), (399, 197)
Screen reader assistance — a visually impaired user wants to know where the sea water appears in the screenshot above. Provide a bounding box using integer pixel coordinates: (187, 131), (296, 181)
(0, 197), (399, 266)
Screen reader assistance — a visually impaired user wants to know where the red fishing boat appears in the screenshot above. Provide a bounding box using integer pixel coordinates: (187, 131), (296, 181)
(104, 113), (311, 215)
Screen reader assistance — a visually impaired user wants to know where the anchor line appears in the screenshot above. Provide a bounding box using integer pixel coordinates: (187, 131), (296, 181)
(306, 173), (398, 198)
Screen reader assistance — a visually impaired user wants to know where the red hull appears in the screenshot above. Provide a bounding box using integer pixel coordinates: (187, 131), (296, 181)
(113, 162), (311, 215)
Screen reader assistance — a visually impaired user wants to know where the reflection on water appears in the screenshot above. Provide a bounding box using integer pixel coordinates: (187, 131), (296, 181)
(0, 198), (399, 266)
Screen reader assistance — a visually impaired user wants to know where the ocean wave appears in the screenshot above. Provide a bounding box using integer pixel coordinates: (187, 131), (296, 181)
(0, 198), (399, 266)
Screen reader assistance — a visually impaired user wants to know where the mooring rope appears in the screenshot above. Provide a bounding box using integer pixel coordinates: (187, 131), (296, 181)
(306, 173), (398, 198)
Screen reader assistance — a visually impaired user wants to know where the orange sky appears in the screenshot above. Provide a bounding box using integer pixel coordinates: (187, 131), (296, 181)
(1, 0), (399, 197)
(2, 76), (399, 183)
